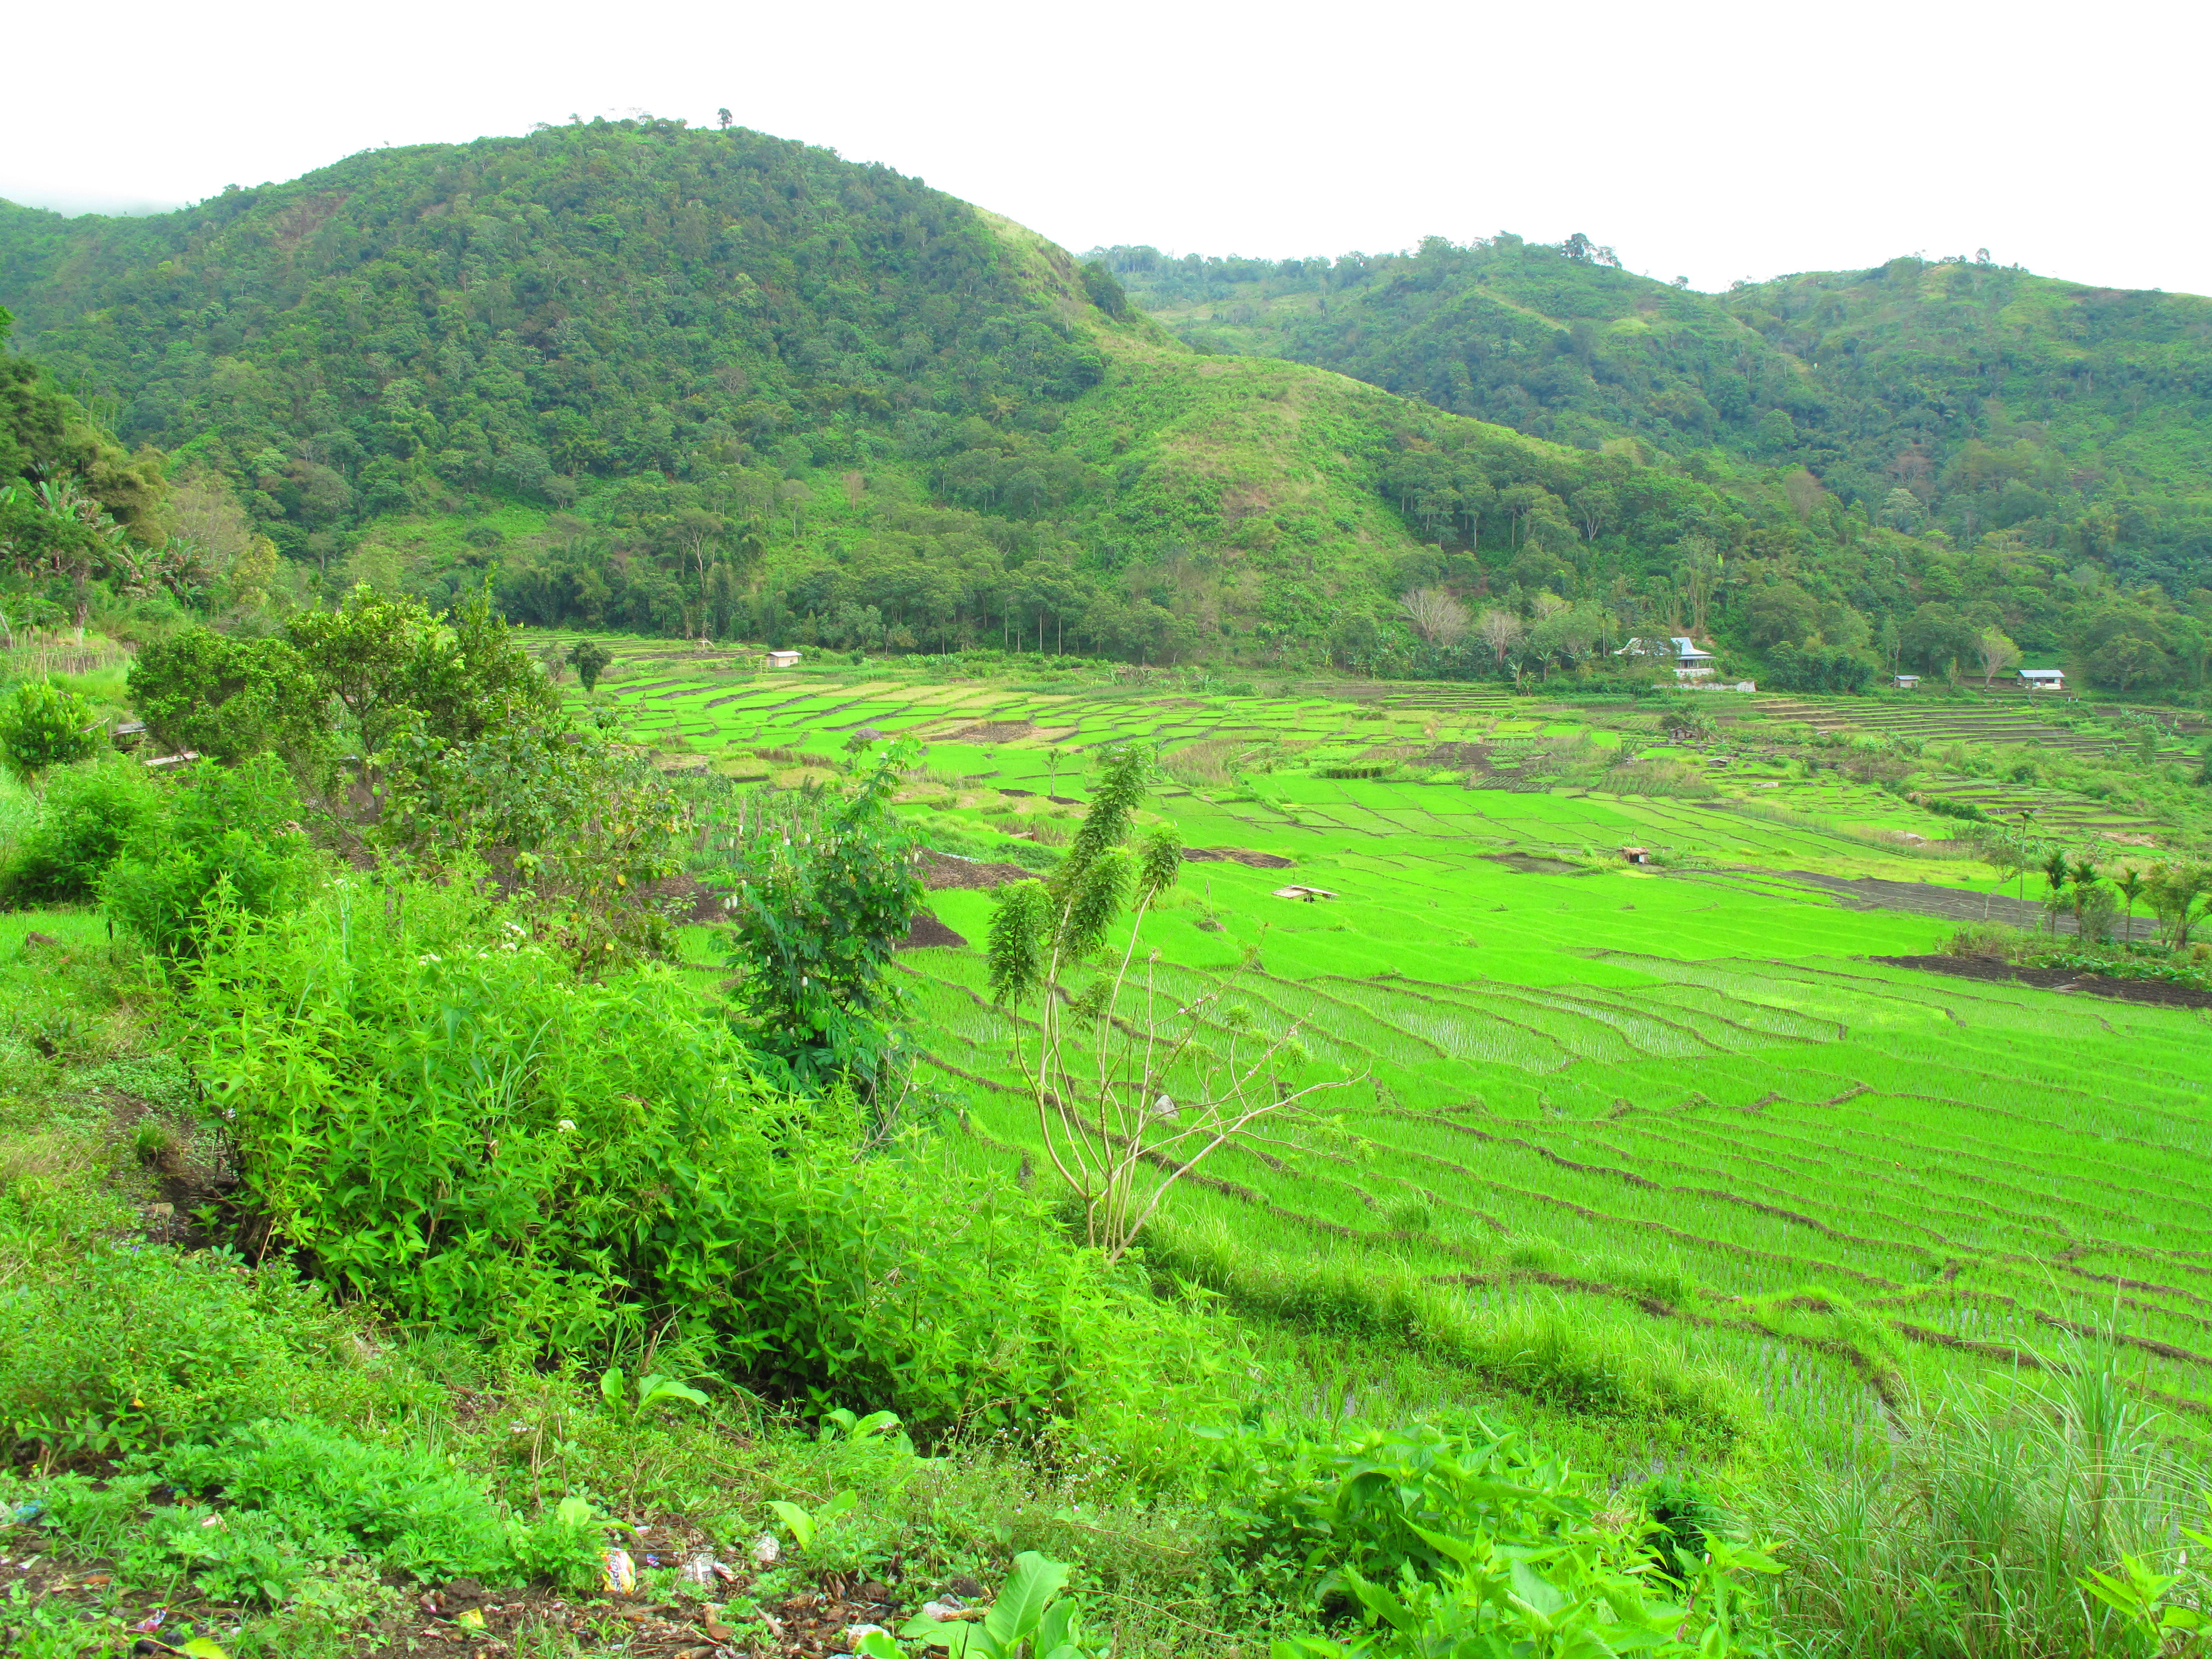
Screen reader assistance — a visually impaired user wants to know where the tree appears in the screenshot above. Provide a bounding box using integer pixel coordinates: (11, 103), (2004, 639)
(721, 740), (923, 1092)
(0, 677), (102, 786)
(985, 747), (1348, 1261)
(1745, 583), (1819, 650)
(2114, 865), (2145, 944)
(2067, 856), (2101, 936)
(2144, 861), (2212, 950)
(2040, 848), (2070, 935)
(1475, 608), (1525, 673)
(1974, 628), (2022, 688)
(1973, 829), (2027, 921)
(2096, 634), (2168, 694)
(128, 627), (333, 768)
(283, 584), (561, 757)
(1398, 587), (1470, 648)
(568, 639), (613, 694)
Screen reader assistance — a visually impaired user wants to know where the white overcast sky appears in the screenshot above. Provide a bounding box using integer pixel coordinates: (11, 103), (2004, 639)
(2, 0), (2196, 297)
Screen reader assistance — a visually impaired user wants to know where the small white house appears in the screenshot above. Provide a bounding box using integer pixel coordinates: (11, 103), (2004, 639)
(1892, 674), (1921, 690)
(2018, 667), (2065, 692)
(764, 649), (802, 670)
(1615, 636), (1717, 678)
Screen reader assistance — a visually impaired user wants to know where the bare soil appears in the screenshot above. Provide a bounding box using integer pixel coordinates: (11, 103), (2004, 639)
(917, 851), (1031, 891)
(897, 914), (968, 950)
(1870, 953), (2212, 1010)
(1181, 847), (1295, 870)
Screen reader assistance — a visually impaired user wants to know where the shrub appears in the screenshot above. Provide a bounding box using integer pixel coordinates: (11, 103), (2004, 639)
(721, 740), (924, 1089)
(127, 626), (334, 768)
(0, 757), (164, 905)
(0, 678), (102, 784)
(0, 1229), (348, 1464)
(189, 872), (1211, 1441)
(40, 1422), (601, 1605)
(1207, 1417), (1781, 1657)
(103, 754), (319, 957)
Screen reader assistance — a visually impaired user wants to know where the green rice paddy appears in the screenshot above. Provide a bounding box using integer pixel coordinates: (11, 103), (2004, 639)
(584, 647), (2212, 1466)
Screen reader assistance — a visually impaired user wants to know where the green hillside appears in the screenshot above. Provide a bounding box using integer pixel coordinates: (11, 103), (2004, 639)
(1096, 239), (2212, 603)
(6, 126), (2212, 705)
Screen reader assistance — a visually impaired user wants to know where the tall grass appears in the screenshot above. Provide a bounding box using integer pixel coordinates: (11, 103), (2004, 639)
(1754, 1342), (2208, 1657)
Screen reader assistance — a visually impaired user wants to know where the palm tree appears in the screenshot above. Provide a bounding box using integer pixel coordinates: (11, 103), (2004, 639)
(2067, 856), (2100, 937)
(2116, 866), (2145, 945)
(2041, 848), (2070, 935)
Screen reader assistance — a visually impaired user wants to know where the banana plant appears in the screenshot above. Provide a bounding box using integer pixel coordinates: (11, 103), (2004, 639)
(895, 1552), (1105, 1658)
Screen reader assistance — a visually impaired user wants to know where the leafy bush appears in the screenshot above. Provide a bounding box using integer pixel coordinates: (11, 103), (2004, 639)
(0, 1230), (348, 1464)
(103, 754), (319, 957)
(0, 757), (163, 905)
(39, 1422), (601, 1605)
(190, 872), (1217, 1440)
(721, 741), (924, 1088)
(0, 678), (102, 784)
(127, 626), (333, 767)
(1203, 1419), (1779, 1658)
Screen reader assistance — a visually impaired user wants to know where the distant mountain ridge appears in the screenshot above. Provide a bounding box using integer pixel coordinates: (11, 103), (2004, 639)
(3, 123), (2207, 700)
(1092, 239), (2212, 596)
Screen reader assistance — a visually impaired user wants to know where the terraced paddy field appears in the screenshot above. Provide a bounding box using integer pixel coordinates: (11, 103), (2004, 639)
(585, 651), (2212, 1468)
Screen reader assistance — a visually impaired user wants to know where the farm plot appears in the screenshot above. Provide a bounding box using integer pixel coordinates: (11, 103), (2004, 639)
(630, 669), (2212, 1457)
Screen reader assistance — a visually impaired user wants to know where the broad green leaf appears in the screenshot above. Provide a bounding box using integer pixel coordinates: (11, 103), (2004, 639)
(984, 1551), (1069, 1647)
(767, 1499), (814, 1551)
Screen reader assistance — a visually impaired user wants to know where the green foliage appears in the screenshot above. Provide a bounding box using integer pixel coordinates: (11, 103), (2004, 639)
(1196, 1416), (1778, 1658)
(597, 1364), (710, 1419)
(567, 637), (612, 693)
(0, 1226), (347, 1464)
(126, 626), (332, 767)
(0, 678), (102, 785)
(376, 713), (687, 966)
(0, 757), (162, 905)
(285, 584), (560, 758)
(721, 739), (926, 1088)
(39, 1422), (602, 1606)
(189, 872), (1217, 1438)
(897, 1551), (1107, 1659)
(103, 755), (317, 958)
(987, 746), (1174, 1007)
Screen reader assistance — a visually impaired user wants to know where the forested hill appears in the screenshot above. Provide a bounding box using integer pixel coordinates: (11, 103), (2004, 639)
(5, 123), (2210, 696)
(0, 123), (1108, 513)
(1093, 240), (2212, 597)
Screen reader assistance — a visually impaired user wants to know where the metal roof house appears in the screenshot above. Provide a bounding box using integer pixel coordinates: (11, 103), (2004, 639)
(1614, 637), (1718, 678)
(2018, 667), (2065, 691)
(764, 650), (802, 669)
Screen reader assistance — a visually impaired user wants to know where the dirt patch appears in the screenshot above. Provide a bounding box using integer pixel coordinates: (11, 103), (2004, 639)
(897, 913), (968, 950)
(1871, 954), (2212, 1010)
(649, 874), (733, 924)
(918, 850), (1032, 890)
(1483, 852), (1586, 876)
(1181, 847), (1296, 870)
(1782, 871), (2074, 933)
(1422, 742), (1490, 769)
(949, 720), (1034, 743)
(10, 1526), (966, 1659)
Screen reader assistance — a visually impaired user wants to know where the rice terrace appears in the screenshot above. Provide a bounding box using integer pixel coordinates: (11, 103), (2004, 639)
(593, 647), (2212, 1472)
